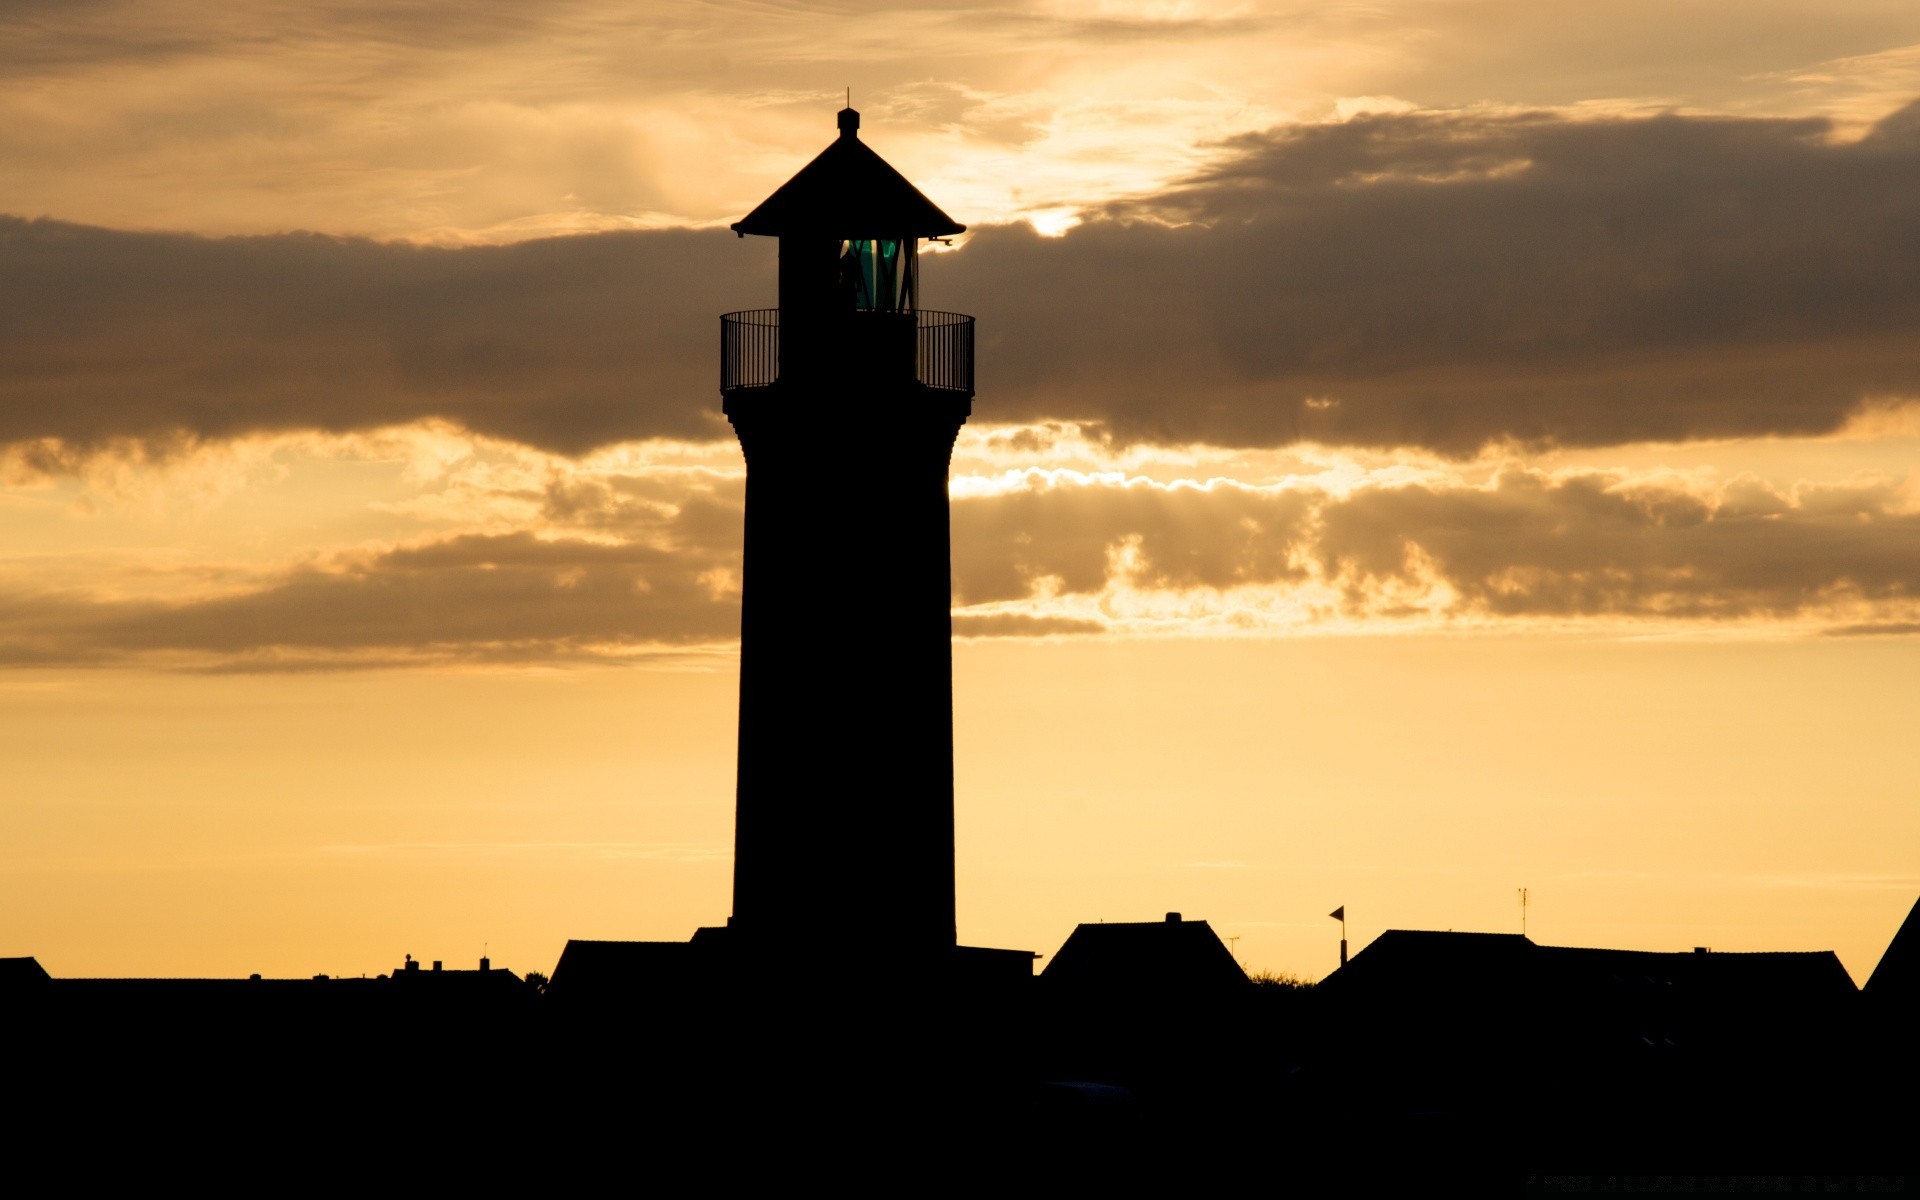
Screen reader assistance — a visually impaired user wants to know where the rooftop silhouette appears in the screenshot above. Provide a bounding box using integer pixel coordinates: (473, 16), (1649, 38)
(1865, 893), (1920, 1005)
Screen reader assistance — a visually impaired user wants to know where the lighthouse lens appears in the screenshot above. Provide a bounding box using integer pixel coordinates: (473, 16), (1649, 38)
(838, 238), (917, 312)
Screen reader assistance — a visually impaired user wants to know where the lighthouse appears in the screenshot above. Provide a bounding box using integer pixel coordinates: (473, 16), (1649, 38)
(722, 107), (977, 965)
(550, 108), (1028, 1004)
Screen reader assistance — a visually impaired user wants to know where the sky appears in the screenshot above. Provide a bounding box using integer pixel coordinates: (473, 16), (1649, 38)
(4, 0), (1920, 982)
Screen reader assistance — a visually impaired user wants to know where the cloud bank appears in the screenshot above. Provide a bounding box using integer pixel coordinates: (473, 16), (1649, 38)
(0, 221), (754, 454)
(9, 102), (1920, 460)
(947, 101), (1920, 452)
(8, 443), (1920, 669)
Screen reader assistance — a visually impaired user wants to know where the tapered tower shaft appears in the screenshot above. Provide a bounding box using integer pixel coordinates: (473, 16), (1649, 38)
(727, 390), (967, 952)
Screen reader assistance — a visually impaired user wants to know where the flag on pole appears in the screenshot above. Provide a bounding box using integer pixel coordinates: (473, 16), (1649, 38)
(1329, 906), (1344, 922)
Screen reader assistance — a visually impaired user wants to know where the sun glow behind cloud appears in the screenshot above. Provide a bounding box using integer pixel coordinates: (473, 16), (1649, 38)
(9, 1), (1918, 244)
(7, 414), (1920, 675)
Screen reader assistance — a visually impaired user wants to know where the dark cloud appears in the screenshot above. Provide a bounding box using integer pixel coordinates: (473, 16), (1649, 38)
(0, 218), (759, 455)
(954, 468), (1920, 624)
(1316, 471), (1920, 619)
(1826, 622), (1920, 638)
(0, 530), (736, 670)
(951, 612), (1102, 638)
(951, 478), (1314, 602)
(940, 101), (1920, 453)
(8, 101), (1920, 458)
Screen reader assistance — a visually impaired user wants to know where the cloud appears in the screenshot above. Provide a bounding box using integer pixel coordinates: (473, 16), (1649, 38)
(951, 464), (1920, 630)
(0, 1), (551, 75)
(1826, 621), (1920, 637)
(9, 443), (1920, 669)
(0, 0), (1285, 239)
(0, 529), (739, 671)
(1315, 469), (1920, 620)
(951, 612), (1103, 638)
(12, 101), (1920, 458)
(315, 839), (730, 862)
(938, 101), (1920, 454)
(951, 473), (1316, 603)
(0, 218), (756, 455)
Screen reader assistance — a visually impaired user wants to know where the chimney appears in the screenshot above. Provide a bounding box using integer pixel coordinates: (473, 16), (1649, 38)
(479, 956), (491, 973)
(1166, 912), (1182, 924)
(432, 959), (443, 972)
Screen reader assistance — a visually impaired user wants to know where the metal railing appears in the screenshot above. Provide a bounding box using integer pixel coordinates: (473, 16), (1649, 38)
(720, 308), (780, 393)
(720, 309), (975, 396)
(915, 310), (974, 396)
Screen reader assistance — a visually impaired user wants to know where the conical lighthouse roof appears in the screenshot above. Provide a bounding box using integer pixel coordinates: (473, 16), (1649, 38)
(731, 108), (966, 240)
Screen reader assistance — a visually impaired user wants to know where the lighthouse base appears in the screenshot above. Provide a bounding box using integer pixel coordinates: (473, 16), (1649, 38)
(546, 928), (1038, 1101)
(548, 926), (1036, 1008)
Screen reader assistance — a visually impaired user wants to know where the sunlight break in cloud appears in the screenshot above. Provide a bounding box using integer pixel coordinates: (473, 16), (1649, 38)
(7, 421), (1920, 669)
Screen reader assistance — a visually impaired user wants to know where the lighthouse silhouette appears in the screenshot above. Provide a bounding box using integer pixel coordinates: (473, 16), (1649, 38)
(552, 108), (1030, 1000)
(722, 104), (975, 963)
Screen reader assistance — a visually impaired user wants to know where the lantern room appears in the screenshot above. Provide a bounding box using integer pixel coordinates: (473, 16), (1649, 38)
(721, 108), (974, 397)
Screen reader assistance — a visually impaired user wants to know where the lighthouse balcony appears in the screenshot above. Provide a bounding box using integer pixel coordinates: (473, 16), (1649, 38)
(720, 308), (975, 400)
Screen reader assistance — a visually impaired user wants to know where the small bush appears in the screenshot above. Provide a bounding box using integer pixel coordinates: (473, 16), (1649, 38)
(1247, 969), (1315, 991)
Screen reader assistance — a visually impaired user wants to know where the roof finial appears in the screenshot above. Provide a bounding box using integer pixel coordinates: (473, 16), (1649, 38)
(837, 96), (859, 139)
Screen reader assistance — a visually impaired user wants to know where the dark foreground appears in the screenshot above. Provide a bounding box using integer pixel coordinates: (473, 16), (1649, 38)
(8, 968), (1915, 1191)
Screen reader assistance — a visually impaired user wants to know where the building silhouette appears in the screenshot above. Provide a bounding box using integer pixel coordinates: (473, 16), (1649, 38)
(1316, 929), (1858, 1059)
(1864, 893), (1920, 1006)
(1041, 913), (1249, 1002)
(723, 105), (974, 963)
(553, 108), (1030, 996)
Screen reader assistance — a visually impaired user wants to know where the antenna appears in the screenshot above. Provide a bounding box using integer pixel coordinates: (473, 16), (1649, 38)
(1225, 934), (1242, 963)
(1518, 887), (1529, 938)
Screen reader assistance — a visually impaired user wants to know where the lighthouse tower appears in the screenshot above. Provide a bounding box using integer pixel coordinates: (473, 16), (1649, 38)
(549, 109), (1029, 1004)
(720, 108), (977, 965)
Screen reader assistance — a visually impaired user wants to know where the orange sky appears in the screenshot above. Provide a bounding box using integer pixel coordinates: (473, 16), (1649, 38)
(4, 0), (1920, 982)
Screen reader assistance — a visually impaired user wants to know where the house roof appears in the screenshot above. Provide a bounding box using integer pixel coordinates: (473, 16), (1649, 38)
(0, 956), (50, 991)
(731, 108), (965, 241)
(1042, 916), (1249, 994)
(548, 937), (705, 998)
(1319, 928), (1857, 1008)
(1865, 894), (1920, 1003)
